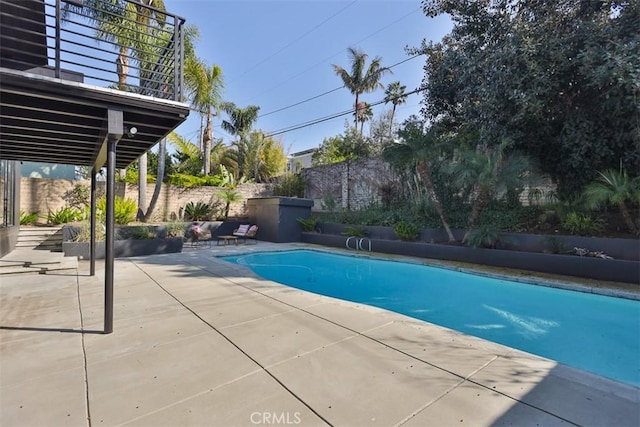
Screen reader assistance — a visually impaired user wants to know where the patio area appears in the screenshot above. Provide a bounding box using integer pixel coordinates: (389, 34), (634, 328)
(1, 243), (638, 426)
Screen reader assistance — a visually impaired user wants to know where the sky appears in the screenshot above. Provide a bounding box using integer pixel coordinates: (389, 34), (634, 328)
(164, 0), (453, 155)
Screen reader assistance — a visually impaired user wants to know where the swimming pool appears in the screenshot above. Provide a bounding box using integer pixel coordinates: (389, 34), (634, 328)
(223, 250), (640, 387)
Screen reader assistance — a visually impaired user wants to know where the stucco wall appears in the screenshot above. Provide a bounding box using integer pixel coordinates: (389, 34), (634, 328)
(20, 177), (273, 222)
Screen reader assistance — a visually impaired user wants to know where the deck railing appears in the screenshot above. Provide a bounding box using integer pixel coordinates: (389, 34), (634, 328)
(0, 0), (185, 101)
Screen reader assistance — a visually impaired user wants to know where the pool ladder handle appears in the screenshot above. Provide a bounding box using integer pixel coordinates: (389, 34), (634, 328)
(345, 236), (372, 252)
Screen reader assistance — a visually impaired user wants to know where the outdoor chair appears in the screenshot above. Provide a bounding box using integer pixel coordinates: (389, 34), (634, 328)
(233, 224), (258, 244)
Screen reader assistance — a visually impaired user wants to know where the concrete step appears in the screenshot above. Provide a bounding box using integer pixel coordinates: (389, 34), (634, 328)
(17, 226), (64, 249)
(0, 248), (77, 275)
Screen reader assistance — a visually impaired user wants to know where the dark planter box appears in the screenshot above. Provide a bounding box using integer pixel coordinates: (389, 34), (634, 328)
(247, 197), (314, 243)
(301, 232), (640, 285)
(62, 237), (183, 259)
(318, 222), (639, 261)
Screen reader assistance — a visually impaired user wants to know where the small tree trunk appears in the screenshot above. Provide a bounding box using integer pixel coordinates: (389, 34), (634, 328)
(203, 110), (212, 175)
(419, 161), (456, 242)
(116, 46), (129, 91)
(137, 152), (147, 221)
(462, 187), (490, 243)
(144, 138), (166, 221)
(619, 200), (639, 236)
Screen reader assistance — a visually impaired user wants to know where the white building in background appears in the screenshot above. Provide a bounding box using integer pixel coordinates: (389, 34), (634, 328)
(287, 148), (316, 173)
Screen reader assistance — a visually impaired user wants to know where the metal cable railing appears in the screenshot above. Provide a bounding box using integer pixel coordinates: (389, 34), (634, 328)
(0, 0), (185, 101)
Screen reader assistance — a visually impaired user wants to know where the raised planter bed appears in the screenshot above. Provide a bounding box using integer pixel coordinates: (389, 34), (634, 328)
(302, 227), (640, 285)
(62, 237), (183, 259)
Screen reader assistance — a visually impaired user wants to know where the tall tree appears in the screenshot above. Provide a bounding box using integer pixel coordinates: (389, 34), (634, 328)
(383, 117), (456, 242)
(416, 0), (640, 196)
(333, 47), (391, 126)
(384, 81), (407, 137)
(221, 103), (260, 139)
(184, 58), (224, 175)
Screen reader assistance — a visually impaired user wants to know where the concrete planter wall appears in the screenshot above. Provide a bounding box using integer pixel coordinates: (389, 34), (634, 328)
(62, 237), (183, 259)
(301, 231), (640, 285)
(317, 222), (639, 261)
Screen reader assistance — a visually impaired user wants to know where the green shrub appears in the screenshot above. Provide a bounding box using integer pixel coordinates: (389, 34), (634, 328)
(72, 221), (106, 242)
(63, 184), (90, 209)
(297, 216), (319, 232)
(393, 221), (420, 241)
(561, 211), (605, 236)
(273, 172), (305, 197)
(47, 207), (82, 225)
(20, 211), (39, 225)
(183, 201), (213, 221)
(167, 173), (224, 188)
(321, 194), (337, 212)
(165, 221), (186, 238)
(341, 225), (369, 237)
(466, 225), (502, 248)
(128, 226), (157, 240)
(96, 196), (137, 225)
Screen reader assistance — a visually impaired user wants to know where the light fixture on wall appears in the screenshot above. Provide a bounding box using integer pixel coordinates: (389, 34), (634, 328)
(126, 126), (138, 138)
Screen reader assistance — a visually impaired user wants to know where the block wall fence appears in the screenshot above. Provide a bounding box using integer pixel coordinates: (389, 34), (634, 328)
(20, 178), (273, 222)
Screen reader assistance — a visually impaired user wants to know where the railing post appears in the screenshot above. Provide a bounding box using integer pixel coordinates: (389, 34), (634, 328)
(55, 0), (61, 78)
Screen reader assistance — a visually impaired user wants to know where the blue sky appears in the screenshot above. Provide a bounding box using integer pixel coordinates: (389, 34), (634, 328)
(165, 0), (453, 154)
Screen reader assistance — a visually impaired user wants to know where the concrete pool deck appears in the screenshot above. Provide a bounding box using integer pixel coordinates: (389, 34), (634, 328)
(1, 243), (638, 426)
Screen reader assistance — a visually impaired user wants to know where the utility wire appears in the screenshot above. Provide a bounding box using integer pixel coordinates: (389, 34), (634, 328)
(264, 87), (424, 138)
(258, 53), (423, 118)
(228, 0), (358, 85)
(239, 5), (422, 104)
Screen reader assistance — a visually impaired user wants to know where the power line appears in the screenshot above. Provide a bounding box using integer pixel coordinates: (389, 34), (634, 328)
(258, 53), (423, 118)
(228, 1), (358, 85)
(239, 5), (422, 105)
(264, 87), (424, 138)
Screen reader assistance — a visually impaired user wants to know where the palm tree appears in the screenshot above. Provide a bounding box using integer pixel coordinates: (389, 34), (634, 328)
(333, 47), (391, 127)
(584, 169), (640, 235)
(184, 58), (224, 176)
(221, 102), (260, 139)
(451, 142), (532, 243)
(217, 188), (243, 220)
(383, 119), (456, 242)
(384, 81), (407, 137)
(355, 102), (373, 135)
(168, 131), (203, 175)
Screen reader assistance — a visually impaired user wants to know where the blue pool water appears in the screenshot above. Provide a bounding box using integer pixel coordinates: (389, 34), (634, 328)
(223, 250), (640, 387)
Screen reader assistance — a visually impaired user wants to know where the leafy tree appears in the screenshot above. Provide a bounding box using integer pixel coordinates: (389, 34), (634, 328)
(333, 47), (392, 126)
(312, 122), (371, 166)
(384, 81), (407, 137)
(584, 169), (640, 235)
(383, 117), (456, 241)
(416, 0), (640, 196)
